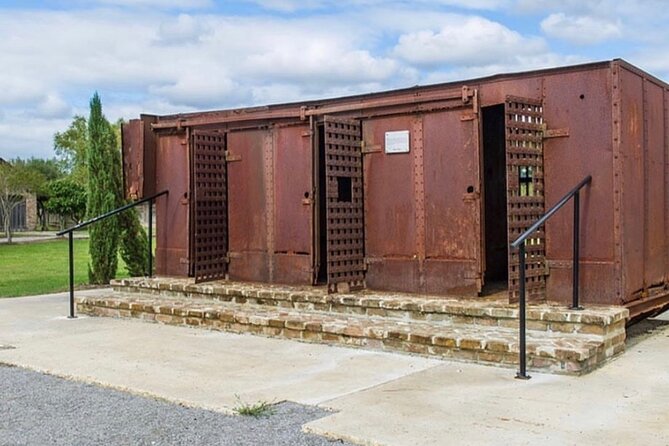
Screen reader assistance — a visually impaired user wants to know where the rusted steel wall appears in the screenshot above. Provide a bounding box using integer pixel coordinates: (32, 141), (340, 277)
(422, 109), (481, 294)
(141, 115), (157, 198)
(361, 99), (480, 295)
(477, 78), (543, 107)
(618, 64), (669, 302)
(154, 132), (189, 276)
(122, 119), (143, 199)
(363, 115), (420, 292)
(225, 124), (312, 285)
(620, 68), (644, 302)
(129, 60), (669, 307)
(121, 116), (156, 200)
(542, 68), (617, 305)
(227, 128), (270, 282)
(273, 124), (312, 284)
(643, 78), (666, 292)
(477, 67), (618, 305)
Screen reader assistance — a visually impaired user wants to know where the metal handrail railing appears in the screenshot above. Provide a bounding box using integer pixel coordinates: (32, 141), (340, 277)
(511, 175), (592, 379)
(57, 190), (168, 318)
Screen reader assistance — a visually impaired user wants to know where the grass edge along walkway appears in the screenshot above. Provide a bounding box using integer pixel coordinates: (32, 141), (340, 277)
(0, 238), (130, 298)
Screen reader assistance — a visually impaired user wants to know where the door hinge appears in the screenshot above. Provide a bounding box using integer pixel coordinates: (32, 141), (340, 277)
(361, 141), (382, 154)
(364, 257), (383, 270)
(544, 128), (570, 139)
(225, 151), (242, 162)
(463, 191), (480, 202)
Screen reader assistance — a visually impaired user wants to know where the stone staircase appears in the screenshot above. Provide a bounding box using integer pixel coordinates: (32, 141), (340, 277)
(76, 278), (629, 375)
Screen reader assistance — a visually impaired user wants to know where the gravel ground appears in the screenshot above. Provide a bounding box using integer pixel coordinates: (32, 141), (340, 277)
(0, 365), (352, 446)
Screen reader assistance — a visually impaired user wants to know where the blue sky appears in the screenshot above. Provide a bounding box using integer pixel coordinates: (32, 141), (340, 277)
(1, 0), (668, 159)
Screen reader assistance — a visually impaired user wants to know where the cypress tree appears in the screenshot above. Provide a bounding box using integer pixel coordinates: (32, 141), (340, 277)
(118, 207), (149, 276)
(87, 93), (121, 284)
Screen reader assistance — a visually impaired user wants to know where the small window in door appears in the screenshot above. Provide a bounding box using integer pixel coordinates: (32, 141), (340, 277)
(519, 166), (534, 197)
(337, 176), (352, 202)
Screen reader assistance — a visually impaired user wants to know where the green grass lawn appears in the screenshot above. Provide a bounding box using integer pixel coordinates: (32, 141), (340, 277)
(0, 238), (130, 297)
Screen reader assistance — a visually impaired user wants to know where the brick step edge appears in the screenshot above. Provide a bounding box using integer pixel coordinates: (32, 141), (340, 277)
(78, 296), (626, 375)
(112, 281), (629, 337)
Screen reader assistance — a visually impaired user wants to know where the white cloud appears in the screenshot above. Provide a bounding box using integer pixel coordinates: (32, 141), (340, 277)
(243, 0), (325, 12)
(35, 94), (73, 119)
(155, 14), (211, 45)
(245, 0), (508, 12)
(516, 0), (669, 44)
(0, 116), (73, 159)
(541, 13), (621, 45)
(244, 46), (401, 84)
(420, 53), (586, 84)
(150, 73), (248, 108)
(392, 16), (546, 67)
(3, 0), (669, 160)
(0, 7), (414, 156)
(90, 0), (213, 9)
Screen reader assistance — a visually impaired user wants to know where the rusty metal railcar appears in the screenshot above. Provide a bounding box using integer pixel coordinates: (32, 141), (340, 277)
(121, 59), (669, 317)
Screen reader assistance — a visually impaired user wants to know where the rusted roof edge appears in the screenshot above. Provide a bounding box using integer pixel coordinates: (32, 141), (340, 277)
(614, 59), (669, 90)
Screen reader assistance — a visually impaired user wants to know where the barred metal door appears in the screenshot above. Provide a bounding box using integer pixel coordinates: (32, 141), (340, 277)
(191, 130), (228, 283)
(505, 97), (546, 300)
(324, 116), (365, 292)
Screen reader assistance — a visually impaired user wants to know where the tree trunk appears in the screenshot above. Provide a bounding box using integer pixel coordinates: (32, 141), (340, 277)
(4, 213), (11, 244)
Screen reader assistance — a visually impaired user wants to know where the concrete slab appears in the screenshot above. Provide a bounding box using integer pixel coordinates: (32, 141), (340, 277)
(305, 317), (669, 446)
(2, 291), (668, 446)
(0, 291), (439, 413)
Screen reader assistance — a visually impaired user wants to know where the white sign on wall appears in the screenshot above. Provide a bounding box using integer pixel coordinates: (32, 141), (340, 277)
(384, 130), (410, 154)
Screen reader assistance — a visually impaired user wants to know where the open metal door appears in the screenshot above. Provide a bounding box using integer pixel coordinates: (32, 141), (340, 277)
(190, 130), (228, 283)
(505, 96), (547, 301)
(324, 116), (365, 292)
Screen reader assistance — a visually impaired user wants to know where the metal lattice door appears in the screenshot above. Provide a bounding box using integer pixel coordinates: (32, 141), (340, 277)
(505, 97), (546, 300)
(324, 116), (365, 292)
(191, 130), (228, 283)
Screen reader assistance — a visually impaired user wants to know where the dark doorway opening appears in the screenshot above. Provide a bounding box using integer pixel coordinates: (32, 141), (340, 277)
(482, 104), (508, 292)
(315, 123), (328, 284)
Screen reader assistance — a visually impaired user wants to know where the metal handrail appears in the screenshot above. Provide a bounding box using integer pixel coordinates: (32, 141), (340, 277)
(511, 175), (591, 380)
(59, 190), (168, 318)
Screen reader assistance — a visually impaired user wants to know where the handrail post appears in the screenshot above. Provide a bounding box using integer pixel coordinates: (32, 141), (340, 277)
(572, 191), (583, 310)
(147, 199), (153, 277)
(57, 189), (168, 317)
(67, 231), (76, 319)
(515, 242), (530, 380)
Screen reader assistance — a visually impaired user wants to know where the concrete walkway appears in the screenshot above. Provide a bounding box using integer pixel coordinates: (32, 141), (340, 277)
(0, 231), (88, 244)
(1, 291), (668, 445)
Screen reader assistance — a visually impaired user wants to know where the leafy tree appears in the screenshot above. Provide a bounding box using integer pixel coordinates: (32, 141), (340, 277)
(119, 208), (149, 276)
(13, 157), (64, 182)
(13, 157), (65, 229)
(54, 116), (123, 187)
(0, 160), (46, 243)
(86, 93), (122, 284)
(85, 94), (148, 281)
(43, 178), (87, 229)
(54, 116), (88, 185)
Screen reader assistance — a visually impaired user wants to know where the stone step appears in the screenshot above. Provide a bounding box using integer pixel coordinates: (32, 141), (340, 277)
(112, 278), (628, 337)
(77, 292), (627, 375)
